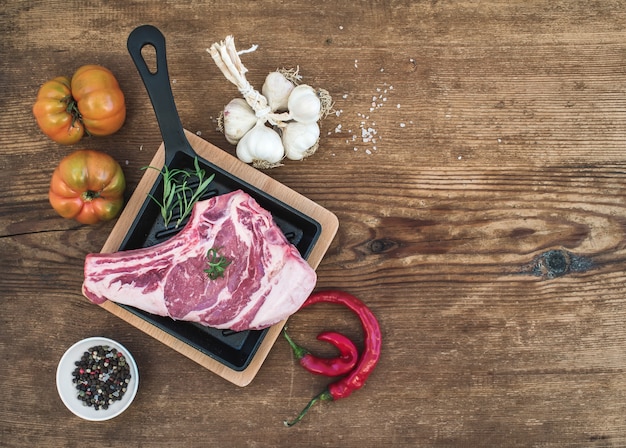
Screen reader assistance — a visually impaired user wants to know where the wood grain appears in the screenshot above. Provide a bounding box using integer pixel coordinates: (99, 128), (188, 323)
(3, 1), (626, 447)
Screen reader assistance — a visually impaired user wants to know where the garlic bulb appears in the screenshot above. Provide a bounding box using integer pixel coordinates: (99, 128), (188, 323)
(287, 84), (321, 124)
(282, 121), (320, 161)
(222, 98), (257, 144)
(236, 122), (285, 166)
(262, 71), (295, 113)
(209, 36), (333, 167)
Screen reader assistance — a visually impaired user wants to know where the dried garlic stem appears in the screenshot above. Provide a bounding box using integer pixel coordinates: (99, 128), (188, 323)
(208, 37), (268, 112)
(208, 37), (289, 125)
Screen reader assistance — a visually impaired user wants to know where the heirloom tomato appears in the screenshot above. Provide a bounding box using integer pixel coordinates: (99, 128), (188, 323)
(33, 76), (84, 145)
(33, 65), (126, 144)
(49, 150), (126, 224)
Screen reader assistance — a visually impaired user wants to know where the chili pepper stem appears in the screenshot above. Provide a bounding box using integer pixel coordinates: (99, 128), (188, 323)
(284, 390), (333, 427)
(283, 328), (309, 360)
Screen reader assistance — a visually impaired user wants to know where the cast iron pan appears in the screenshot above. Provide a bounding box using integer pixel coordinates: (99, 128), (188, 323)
(122, 25), (321, 371)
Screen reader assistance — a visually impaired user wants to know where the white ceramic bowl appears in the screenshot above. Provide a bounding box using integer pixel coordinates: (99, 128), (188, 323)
(56, 337), (139, 421)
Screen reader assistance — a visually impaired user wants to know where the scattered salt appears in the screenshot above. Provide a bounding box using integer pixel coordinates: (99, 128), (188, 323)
(329, 79), (399, 157)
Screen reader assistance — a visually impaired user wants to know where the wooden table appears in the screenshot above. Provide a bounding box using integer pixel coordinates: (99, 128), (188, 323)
(3, 1), (626, 446)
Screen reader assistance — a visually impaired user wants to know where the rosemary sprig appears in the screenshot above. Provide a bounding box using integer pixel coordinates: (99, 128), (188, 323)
(143, 157), (215, 228)
(204, 247), (231, 280)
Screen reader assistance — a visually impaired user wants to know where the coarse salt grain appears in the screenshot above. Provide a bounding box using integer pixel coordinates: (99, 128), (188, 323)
(330, 80), (397, 157)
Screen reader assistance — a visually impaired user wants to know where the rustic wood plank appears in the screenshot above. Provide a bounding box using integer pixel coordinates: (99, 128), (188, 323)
(3, 0), (626, 446)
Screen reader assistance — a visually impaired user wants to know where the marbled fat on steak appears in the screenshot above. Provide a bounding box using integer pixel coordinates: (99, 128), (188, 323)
(82, 190), (317, 331)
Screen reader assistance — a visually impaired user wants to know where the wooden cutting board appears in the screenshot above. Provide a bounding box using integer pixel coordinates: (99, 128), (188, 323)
(88, 130), (339, 386)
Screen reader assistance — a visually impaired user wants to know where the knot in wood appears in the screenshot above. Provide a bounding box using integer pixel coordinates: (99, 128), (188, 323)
(530, 249), (593, 279)
(533, 249), (570, 278)
(368, 238), (397, 254)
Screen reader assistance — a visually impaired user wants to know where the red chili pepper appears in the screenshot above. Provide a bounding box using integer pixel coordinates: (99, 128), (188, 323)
(285, 290), (382, 427)
(284, 329), (359, 377)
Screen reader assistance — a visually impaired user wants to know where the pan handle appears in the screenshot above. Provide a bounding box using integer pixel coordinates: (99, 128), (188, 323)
(127, 25), (195, 164)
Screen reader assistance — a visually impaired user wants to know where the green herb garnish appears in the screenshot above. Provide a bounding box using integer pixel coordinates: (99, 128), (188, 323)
(143, 157), (215, 228)
(204, 247), (231, 280)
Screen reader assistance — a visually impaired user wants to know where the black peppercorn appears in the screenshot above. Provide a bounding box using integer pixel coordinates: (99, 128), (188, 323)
(71, 345), (132, 410)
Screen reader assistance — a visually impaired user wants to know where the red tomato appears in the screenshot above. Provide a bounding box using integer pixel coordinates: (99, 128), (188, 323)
(33, 65), (126, 144)
(49, 150), (126, 224)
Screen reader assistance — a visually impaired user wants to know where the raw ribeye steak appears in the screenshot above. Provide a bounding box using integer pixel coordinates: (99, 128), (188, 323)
(82, 190), (317, 331)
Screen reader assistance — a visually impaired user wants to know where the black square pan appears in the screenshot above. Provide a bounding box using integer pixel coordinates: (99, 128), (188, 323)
(117, 148), (321, 371)
(114, 25), (322, 371)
